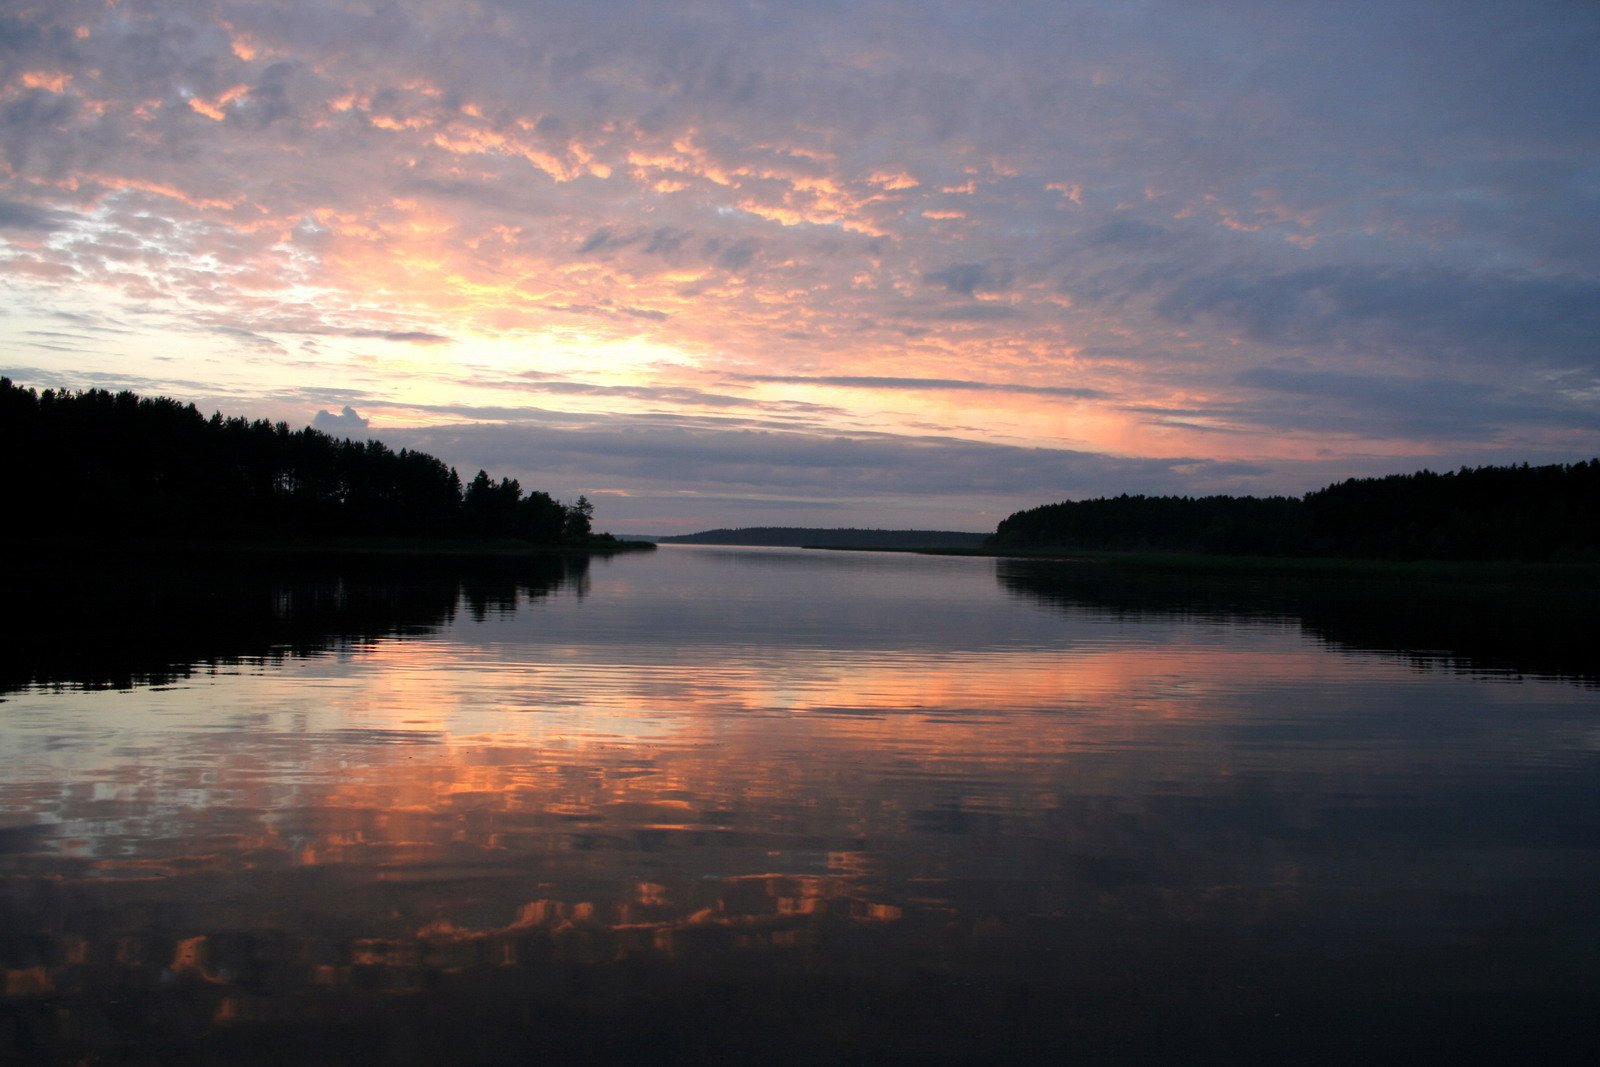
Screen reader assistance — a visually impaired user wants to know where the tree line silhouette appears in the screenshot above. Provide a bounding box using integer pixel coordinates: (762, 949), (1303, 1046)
(988, 460), (1600, 562)
(2, 378), (600, 544)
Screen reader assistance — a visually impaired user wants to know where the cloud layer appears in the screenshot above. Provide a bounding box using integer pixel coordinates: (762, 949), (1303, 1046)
(3, 1), (1598, 530)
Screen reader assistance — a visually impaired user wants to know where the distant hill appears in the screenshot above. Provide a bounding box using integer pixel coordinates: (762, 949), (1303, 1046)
(989, 460), (1600, 562)
(658, 527), (989, 549)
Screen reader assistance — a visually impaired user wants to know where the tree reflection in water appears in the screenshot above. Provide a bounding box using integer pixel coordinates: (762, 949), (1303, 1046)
(1, 550), (588, 694)
(996, 558), (1600, 685)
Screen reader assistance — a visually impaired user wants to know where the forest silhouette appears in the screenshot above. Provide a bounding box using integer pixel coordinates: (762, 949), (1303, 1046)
(10, 376), (1598, 561)
(2, 378), (601, 545)
(990, 460), (1600, 561)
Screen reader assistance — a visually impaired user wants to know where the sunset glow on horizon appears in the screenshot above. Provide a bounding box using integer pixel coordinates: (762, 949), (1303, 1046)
(3, 1), (1597, 532)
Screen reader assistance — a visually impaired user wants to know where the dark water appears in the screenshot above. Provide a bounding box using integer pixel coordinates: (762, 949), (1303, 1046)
(1, 546), (1596, 1064)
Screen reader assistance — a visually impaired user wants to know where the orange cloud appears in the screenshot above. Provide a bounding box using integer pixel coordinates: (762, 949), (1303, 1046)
(18, 71), (72, 93)
(186, 85), (249, 122)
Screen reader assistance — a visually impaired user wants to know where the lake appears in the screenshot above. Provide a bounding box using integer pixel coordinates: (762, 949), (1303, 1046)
(2, 545), (1597, 1064)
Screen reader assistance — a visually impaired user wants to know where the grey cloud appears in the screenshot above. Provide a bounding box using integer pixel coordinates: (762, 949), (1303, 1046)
(269, 385), (378, 409)
(0, 196), (71, 232)
(51, 311), (121, 327)
(0, 14), (50, 55)
(1125, 363), (1600, 447)
(1230, 365), (1600, 439)
(577, 227), (634, 255)
(0, 91), (80, 172)
(207, 324), (281, 349)
(1156, 265), (1600, 372)
(925, 261), (1014, 295)
(733, 374), (1104, 399)
(382, 415), (1250, 503)
(537, 301), (671, 323)
(312, 405), (370, 437)
(706, 237), (758, 270)
(920, 304), (1025, 322)
(339, 329), (451, 344)
(240, 61), (305, 126)
(463, 372), (847, 418)
(643, 227), (688, 256)
(1, 366), (252, 404)
(396, 176), (526, 210)
(1123, 414), (1271, 439)
(558, 384), (734, 406)
(576, 226), (692, 261)
(1086, 218), (1175, 251)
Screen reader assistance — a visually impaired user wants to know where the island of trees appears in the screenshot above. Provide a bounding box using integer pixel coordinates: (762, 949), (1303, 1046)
(988, 460), (1600, 562)
(2, 378), (626, 548)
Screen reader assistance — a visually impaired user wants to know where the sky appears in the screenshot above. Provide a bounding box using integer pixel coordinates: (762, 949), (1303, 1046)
(2, 1), (1598, 533)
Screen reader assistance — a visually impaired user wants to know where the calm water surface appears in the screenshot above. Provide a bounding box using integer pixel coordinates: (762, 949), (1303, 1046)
(2, 546), (1597, 1063)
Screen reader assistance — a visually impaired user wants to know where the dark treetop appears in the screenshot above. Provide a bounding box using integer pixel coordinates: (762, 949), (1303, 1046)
(2, 378), (599, 545)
